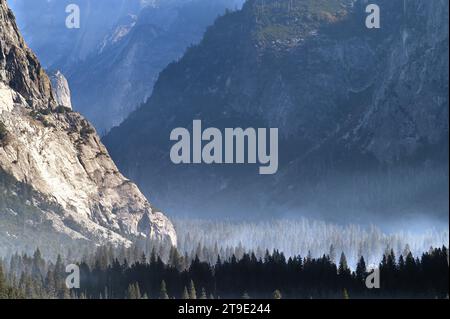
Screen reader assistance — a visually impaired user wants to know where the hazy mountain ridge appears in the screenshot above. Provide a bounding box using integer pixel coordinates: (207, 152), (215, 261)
(8, 0), (147, 70)
(8, 0), (245, 133)
(1, 0), (176, 254)
(104, 0), (449, 222)
(68, 0), (245, 133)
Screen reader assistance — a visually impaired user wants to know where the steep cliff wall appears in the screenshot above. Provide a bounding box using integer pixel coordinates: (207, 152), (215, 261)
(1, 0), (176, 254)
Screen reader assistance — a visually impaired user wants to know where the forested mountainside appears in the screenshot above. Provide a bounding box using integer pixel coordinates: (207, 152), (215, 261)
(104, 0), (449, 222)
(1, 0), (176, 256)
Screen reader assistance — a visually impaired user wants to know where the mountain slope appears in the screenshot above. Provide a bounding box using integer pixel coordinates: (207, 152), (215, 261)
(104, 0), (449, 222)
(1, 0), (176, 255)
(68, 0), (244, 133)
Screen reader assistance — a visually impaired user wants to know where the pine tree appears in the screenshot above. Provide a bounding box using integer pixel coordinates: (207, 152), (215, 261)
(159, 280), (169, 299)
(44, 270), (57, 298)
(32, 248), (45, 280)
(63, 285), (71, 299)
(387, 249), (397, 271)
(398, 255), (405, 271)
(356, 256), (367, 282)
(189, 280), (197, 300)
(343, 288), (350, 299)
(272, 290), (282, 299)
(181, 286), (189, 299)
(0, 263), (8, 299)
(338, 252), (350, 276)
(169, 247), (184, 271)
(329, 244), (336, 264)
(200, 288), (207, 299)
(126, 282), (141, 299)
(140, 253), (147, 265)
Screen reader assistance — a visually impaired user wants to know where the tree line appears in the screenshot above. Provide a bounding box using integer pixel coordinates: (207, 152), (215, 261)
(0, 244), (448, 299)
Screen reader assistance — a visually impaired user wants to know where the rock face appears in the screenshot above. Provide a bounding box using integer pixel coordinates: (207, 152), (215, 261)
(0, 2), (53, 110)
(49, 70), (72, 109)
(104, 0), (448, 222)
(0, 0), (176, 252)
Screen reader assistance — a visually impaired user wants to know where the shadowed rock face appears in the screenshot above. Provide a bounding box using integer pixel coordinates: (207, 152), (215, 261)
(0, 0), (54, 109)
(0, 0), (176, 252)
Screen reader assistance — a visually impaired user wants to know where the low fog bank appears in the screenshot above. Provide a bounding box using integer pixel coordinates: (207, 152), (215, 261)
(174, 217), (449, 269)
